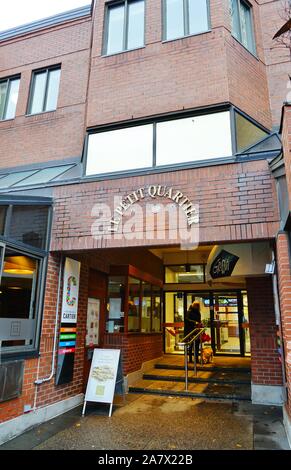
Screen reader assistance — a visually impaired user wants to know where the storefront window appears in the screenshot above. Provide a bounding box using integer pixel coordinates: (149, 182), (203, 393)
(152, 286), (162, 332)
(9, 205), (49, 250)
(0, 247), (40, 351)
(165, 265), (205, 283)
(141, 282), (152, 332)
(106, 276), (126, 333)
(128, 277), (140, 332)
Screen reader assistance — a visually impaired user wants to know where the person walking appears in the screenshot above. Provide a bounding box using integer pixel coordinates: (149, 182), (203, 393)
(184, 301), (201, 363)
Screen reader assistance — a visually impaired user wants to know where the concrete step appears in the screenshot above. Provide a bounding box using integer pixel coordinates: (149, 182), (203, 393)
(143, 373), (251, 386)
(155, 363), (251, 374)
(129, 378), (251, 401)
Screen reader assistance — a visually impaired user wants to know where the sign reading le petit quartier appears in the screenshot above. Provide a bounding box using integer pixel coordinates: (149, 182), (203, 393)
(110, 185), (198, 233)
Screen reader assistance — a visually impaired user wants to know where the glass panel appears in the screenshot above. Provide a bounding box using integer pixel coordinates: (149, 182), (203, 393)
(107, 3), (125, 54)
(5, 78), (20, 120)
(29, 71), (47, 114)
(188, 0), (209, 35)
(127, 0), (144, 50)
(0, 206), (6, 235)
(165, 265), (204, 283)
(141, 282), (151, 332)
(128, 277), (140, 332)
(235, 112), (268, 153)
(240, 1), (255, 53)
(230, 0), (241, 41)
(45, 68), (61, 111)
(242, 291), (250, 355)
(86, 124), (153, 175)
(165, 0), (184, 40)
(156, 111), (232, 166)
(106, 276), (126, 333)
(213, 293), (240, 354)
(152, 285), (161, 332)
(0, 80), (7, 119)
(165, 292), (185, 353)
(0, 248), (38, 349)
(0, 170), (37, 188)
(9, 206), (49, 250)
(13, 165), (73, 187)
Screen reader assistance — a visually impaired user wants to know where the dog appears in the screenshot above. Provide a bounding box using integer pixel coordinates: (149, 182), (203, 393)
(201, 347), (213, 364)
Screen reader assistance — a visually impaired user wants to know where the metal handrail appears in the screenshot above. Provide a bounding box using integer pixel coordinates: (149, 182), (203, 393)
(178, 327), (207, 391)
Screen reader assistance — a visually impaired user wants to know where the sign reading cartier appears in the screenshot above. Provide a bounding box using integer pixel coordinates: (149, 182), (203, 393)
(110, 185), (198, 233)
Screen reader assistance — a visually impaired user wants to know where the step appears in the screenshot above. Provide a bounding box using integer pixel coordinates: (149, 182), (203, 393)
(129, 378), (251, 401)
(143, 373), (251, 386)
(155, 363), (251, 374)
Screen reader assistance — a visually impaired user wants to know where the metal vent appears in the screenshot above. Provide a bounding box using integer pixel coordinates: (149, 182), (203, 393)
(0, 360), (24, 403)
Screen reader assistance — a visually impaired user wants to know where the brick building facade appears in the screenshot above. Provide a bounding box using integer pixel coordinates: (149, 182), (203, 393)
(0, 0), (291, 446)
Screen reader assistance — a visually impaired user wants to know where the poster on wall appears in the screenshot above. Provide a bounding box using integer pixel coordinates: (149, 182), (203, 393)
(55, 257), (81, 386)
(82, 349), (121, 417)
(86, 298), (100, 347)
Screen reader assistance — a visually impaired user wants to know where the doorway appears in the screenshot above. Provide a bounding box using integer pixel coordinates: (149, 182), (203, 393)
(164, 290), (250, 357)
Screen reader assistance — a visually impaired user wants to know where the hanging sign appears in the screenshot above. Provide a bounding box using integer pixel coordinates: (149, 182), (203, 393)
(210, 250), (239, 279)
(56, 257), (81, 386)
(82, 349), (121, 417)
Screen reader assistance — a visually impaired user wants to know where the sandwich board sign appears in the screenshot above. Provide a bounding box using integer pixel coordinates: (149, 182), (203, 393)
(82, 348), (121, 417)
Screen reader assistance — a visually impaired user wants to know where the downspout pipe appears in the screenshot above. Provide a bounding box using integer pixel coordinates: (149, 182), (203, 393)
(34, 254), (63, 385)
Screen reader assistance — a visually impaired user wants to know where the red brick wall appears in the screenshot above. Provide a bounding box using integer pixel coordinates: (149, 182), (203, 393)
(259, 0), (291, 127)
(103, 333), (163, 375)
(0, 18), (92, 169)
(246, 277), (283, 386)
(87, 0), (271, 129)
(51, 159), (280, 251)
(0, 253), (89, 425)
(276, 233), (291, 419)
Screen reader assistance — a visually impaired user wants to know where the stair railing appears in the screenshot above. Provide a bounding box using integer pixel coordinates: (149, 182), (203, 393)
(178, 327), (206, 391)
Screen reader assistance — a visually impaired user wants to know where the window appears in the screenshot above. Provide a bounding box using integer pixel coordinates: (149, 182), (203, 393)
(163, 0), (209, 41)
(0, 200), (51, 356)
(86, 124), (153, 175)
(235, 112), (268, 153)
(152, 286), (162, 332)
(165, 265), (205, 283)
(0, 248), (40, 351)
(86, 108), (267, 177)
(128, 277), (141, 332)
(28, 66), (61, 114)
(156, 112), (232, 166)
(105, 0), (145, 55)
(141, 282), (151, 332)
(0, 76), (20, 120)
(230, 0), (256, 54)
(106, 276), (126, 332)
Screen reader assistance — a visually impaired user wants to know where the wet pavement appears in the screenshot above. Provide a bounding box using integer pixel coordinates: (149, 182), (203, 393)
(0, 394), (289, 451)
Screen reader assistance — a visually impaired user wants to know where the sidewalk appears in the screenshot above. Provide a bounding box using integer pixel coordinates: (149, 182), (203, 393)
(0, 395), (289, 451)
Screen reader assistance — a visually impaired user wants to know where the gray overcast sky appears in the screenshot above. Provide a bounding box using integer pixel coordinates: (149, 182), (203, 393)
(0, 0), (91, 31)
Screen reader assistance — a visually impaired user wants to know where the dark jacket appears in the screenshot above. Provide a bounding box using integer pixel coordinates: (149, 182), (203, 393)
(184, 307), (201, 336)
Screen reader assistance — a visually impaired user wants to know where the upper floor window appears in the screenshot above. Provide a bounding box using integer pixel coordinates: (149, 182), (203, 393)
(28, 66), (61, 115)
(163, 0), (209, 41)
(230, 0), (256, 54)
(104, 0), (145, 55)
(0, 76), (20, 121)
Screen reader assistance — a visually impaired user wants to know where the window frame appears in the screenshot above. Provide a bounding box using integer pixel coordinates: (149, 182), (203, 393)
(103, 0), (146, 56)
(84, 104), (270, 180)
(230, 0), (256, 55)
(0, 197), (52, 360)
(0, 75), (20, 121)
(162, 0), (211, 42)
(27, 65), (61, 116)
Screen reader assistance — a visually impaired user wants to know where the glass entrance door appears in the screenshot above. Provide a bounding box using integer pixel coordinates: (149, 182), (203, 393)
(213, 292), (241, 355)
